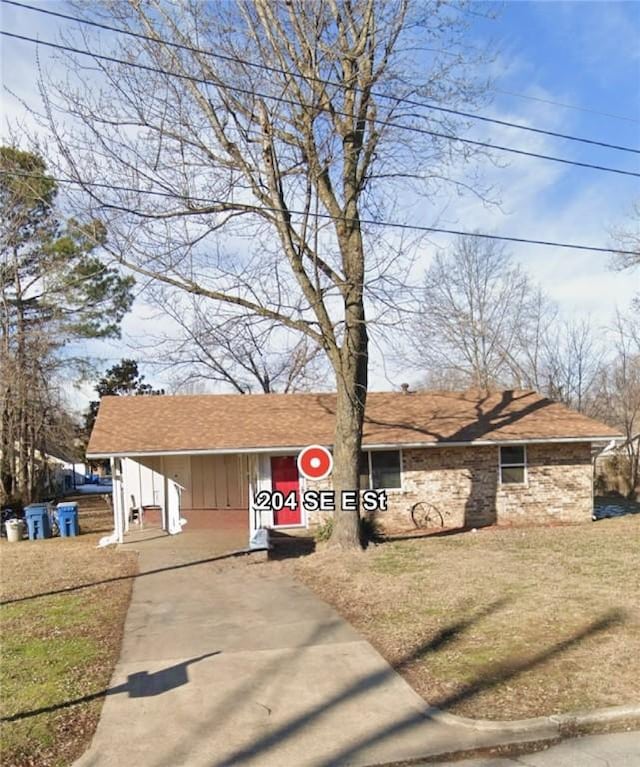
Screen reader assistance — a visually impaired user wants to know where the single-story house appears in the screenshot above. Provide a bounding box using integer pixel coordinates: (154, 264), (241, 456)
(86, 388), (621, 545)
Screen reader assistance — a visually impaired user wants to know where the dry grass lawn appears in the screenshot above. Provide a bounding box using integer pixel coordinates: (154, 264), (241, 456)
(0, 511), (137, 767)
(289, 516), (640, 721)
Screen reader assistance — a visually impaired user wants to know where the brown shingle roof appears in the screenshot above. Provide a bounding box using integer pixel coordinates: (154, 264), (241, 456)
(86, 389), (621, 456)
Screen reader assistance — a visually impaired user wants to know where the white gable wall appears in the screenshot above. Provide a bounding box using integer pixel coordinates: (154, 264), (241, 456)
(122, 456), (167, 529)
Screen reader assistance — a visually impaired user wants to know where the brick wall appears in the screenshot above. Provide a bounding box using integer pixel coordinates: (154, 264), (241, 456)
(306, 442), (593, 530)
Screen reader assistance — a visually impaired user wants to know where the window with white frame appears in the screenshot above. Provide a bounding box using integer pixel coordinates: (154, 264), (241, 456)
(359, 450), (402, 490)
(499, 445), (527, 484)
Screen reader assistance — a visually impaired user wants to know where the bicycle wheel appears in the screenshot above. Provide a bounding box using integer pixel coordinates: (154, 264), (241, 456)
(410, 501), (444, 529)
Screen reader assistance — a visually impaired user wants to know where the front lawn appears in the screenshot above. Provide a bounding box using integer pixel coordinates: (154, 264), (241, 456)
(290, 516), (640, 721)
(0, 513), (137, 767)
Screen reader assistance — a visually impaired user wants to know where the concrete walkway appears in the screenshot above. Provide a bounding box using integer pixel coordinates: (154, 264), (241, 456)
(73, 534), (625, 767)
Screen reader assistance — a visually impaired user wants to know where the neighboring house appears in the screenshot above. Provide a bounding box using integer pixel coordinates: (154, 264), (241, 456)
(45, 452), (86, 494)
(0, 444), (85, 502)
(595, 432), (640, 497)
(86, 389), (621, 545)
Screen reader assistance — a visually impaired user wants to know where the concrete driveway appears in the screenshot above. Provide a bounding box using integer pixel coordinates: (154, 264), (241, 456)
(73, 534), (551, 767)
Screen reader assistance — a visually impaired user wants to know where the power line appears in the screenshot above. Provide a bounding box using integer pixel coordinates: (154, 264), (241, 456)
(2, 29), (639, 180)
(491, 87), (640, 125)
(2, 168), (635, 256)
(3, 0), (639, 156)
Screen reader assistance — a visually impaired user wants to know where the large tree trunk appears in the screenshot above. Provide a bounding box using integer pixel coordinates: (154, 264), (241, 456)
(330, 281), (368, 550)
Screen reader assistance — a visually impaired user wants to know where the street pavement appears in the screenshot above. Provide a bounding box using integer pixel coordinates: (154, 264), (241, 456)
(429, 730), (640, 766)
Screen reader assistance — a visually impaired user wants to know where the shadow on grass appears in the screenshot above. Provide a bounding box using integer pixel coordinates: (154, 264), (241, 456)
(396, 598), (511, 668)
(1, 652), (221, 722)
(594, 495), (640, 521)
(1, 530), (320, 606)
(383, 526), (474, 542)
(268, 531), (316, 560)
(0, 549), (256, 606)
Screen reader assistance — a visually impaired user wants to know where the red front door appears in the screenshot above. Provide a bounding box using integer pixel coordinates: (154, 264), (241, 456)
(270, 456), (301, 526)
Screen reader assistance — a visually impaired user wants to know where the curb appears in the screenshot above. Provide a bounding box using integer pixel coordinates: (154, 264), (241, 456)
(382, 703), (640, 765)
(433, 701), (640, 735)
(551, 703), (640, 735)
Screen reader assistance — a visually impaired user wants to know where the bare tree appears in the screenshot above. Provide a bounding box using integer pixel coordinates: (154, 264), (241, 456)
(507, 286), (557, 391)
(406, 236), (606, 411)
(610, 200), (640, 313)
(540, 319), (604, 414)
(38, 0), (492, 547)
(143, 291), (327, 394)
(595, 312), (640, 498)
(407, 235), (533, 390)
(611, 200), (640, 269)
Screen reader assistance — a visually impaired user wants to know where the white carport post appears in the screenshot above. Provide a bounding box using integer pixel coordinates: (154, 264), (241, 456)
(248, 454), (272, 549)
(110, 457), (126, 543)
(166, 478), (183, 534)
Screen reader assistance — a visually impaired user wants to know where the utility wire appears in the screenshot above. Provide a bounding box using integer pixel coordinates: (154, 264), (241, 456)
(490, 87), (640, 125)
(3, 0), (639, 155)
(1, 168), (635, 256)
(2, 30), (639, 180)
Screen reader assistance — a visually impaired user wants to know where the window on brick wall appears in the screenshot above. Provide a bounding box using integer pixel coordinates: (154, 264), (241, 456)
(499, 445), (527, 484)
(359, 450), (402, 490)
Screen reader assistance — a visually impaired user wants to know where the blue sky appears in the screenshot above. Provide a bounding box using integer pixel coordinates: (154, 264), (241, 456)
(483, 1), (639, 174)
(1, 0), (639, 404)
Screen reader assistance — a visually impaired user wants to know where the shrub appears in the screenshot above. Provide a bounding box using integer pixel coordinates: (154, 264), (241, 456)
(314, 513), (385, 546)
(314, 515), (334, 542)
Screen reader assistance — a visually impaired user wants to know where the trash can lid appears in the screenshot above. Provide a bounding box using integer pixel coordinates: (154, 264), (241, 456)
(25, 503), (49, 512)
(56, 502), (79, 510)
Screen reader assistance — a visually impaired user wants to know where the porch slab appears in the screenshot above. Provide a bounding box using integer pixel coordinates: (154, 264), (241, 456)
(73, 542), (514, 767)
(118, 526), (251, 566)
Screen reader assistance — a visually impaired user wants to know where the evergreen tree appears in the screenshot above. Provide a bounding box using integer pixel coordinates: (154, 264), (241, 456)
(84, 359), (163, 437)
(0, 146), (134, 503)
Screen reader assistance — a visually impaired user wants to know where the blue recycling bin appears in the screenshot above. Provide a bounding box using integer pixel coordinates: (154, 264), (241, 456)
(24, 503), (52, 540)
(56, 502), (79, 537)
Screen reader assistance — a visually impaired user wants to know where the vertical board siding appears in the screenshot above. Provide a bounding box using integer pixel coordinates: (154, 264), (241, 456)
(190, 455), (205, 509)
(187, 454), (247, 510)
(213, 456), (228, 507)
(163, 454), (193, 510)
(225, 454), (244, 508)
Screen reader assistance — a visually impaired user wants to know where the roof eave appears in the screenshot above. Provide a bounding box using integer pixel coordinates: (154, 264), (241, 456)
(86, 433), (622, 459)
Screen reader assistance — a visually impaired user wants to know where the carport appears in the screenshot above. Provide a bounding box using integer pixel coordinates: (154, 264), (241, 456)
(88, 447), (307, 548)
(98, 451), (260, 546)
(112, 452), (250, 534)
